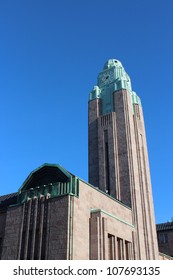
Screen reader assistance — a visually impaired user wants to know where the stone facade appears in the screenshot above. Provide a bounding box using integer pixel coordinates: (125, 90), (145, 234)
(88, 59), (159, 259)
(0, 59), (163, 260)
(0, 211), (6, 259)
(1, 205), (22, 259)
(0, 188), (71, 260)
(0, 170), (161, 260)
(72, 180), (133, 259)
(88, 91), (159, 259)
(0, 175), (136, 260)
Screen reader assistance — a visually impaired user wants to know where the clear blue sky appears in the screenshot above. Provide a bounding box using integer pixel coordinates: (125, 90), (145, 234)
(0, 0), (172, 223)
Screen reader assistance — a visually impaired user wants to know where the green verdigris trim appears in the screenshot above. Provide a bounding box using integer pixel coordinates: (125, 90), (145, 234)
(18, 163), (72, 193)
(18, 178), (79, 204)
(89, 59), (142, 115)
(159, 252), (173, 260)
(90, 208), (135, 228)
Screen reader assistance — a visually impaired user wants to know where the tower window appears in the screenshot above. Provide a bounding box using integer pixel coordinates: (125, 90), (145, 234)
(104, 130), (110, 194)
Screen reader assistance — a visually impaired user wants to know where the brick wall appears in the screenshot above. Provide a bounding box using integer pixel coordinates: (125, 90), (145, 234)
(1, 205), (22, 259)
(47, 195), (70, 259)
(72, 180), (134, 260)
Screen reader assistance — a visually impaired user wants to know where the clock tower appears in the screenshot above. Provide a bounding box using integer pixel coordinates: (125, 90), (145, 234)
(88, 59), (158, 259)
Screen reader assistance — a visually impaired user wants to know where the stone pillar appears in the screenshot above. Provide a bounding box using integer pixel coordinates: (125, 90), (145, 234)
(90, 215), (100, 260)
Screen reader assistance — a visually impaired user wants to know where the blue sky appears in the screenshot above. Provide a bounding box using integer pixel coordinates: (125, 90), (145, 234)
(0, 0), (172, 223)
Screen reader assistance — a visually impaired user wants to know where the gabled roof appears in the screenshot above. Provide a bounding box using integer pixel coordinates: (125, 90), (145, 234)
(156, 222), (173, 231)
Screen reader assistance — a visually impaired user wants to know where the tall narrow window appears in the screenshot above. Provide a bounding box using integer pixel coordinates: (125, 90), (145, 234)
(125, 241), (132, 260)
(108, 234), (114, 260)
(104, 130), (110, 194)
(117, 237), (124, 260)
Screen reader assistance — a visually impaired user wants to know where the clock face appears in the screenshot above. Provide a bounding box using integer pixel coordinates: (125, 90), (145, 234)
(100, 71), (114, 85)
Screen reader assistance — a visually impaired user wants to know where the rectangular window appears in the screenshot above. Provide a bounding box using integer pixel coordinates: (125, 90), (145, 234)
(117, 237), (124, 260)
(125, 240), (132, 260)
(108, 234), (114, 260)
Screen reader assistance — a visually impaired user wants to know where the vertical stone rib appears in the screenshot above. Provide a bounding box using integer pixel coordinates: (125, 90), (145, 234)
(114, 90), (131, 207)
(45, 197), (50, 260)
(133, 103), (157, 259)
(140, 135), (150, 258)
(23, 199), (32, 260)
(90, 215), (100, 260)
(132, 231), (136, 259)
(102, 217), (107, 260)
(120, 90), (141, 258)
(17, 203), (25, 259)
(37, 197), (44, 260)
(141, 139), (155, 258)
(134, 120), (148, 258)
(140, 106), (158, 259)
(30, 198), (38, 259)
(99, 215), (102, 260)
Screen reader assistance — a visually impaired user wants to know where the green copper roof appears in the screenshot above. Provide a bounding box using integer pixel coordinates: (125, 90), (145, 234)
(18, 163), (79, 204)
(89, 59), (141, 115)
(18, 163), (72, 193)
